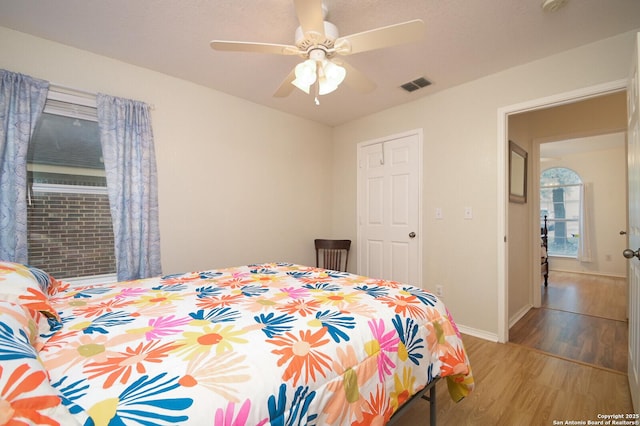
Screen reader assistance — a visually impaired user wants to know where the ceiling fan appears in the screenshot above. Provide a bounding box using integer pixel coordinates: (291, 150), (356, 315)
(210, 0), (425, 104)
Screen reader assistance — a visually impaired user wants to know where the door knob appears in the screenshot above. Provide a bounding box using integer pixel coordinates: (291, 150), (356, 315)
(409, 232), (416, 238)
(623, 248), (640, 260)
(620, 230), (627, 235)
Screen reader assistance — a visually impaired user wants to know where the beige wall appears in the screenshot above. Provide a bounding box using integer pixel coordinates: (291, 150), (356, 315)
(2, 25), (638, 338)
(517, 92), (628, 142)
(0, 26), (333, 274)
(542, 136), (627, 276)
(504, 136), (533, 325)
(332, 30), (638, 338)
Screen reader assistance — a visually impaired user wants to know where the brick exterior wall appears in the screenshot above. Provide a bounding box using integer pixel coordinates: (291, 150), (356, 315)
(27, 190), (116, 279)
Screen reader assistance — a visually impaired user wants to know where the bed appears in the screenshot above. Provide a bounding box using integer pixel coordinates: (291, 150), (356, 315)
(0, 261), (474, 425)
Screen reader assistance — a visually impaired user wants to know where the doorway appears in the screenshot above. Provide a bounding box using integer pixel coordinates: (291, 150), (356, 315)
(497, 79), (628, 343)
(507, 92), (628, 326)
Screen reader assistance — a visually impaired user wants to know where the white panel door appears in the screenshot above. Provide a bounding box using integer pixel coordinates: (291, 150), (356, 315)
(357, 132), (421, 287)
(626, 32), (640, 413)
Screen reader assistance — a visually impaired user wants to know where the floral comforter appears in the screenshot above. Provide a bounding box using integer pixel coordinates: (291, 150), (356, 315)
(33, 263), (474, 425)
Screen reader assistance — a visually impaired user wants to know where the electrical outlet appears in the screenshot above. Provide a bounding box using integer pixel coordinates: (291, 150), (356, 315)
(435, 285), (443, 297)
(464, 207), (473, 219)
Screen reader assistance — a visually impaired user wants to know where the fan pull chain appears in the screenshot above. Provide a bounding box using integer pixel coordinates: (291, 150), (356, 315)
(314, 73), (320, 105)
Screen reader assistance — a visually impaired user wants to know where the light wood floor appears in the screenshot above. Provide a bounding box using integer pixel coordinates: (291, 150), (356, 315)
(539, 271), (627, 321)
(393, 334), (634, 425)
(394, 272), (635, 425)
(510, 272), (628, 372)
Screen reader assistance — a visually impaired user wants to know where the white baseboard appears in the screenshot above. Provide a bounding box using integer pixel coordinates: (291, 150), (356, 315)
(457, 324), (499, 342)
(509, 304), (532, 328)
(549, 268), (626, 279)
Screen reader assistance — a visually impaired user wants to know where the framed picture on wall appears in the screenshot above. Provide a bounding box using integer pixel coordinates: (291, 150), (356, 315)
(509, 140), (527, 203)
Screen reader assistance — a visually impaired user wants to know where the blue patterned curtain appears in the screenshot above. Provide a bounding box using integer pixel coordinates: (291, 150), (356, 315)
(97, 94), (162, 280)
(0, 70), (49, 263)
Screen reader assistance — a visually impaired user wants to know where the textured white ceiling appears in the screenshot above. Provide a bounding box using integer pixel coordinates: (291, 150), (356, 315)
(1, 0), (639, 126)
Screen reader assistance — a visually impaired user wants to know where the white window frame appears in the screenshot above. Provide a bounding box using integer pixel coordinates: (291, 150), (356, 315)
(540, 168), (583, 259)
(29, 86), (117, 286)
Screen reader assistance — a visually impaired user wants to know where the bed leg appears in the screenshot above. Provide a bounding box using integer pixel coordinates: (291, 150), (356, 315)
(421, 382), (437, 426)
(429, 383), (436, 426)
(388, 378), (439, 425)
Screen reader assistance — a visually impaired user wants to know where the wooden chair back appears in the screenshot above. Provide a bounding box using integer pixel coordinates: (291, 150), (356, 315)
(315, 239), (351, 272)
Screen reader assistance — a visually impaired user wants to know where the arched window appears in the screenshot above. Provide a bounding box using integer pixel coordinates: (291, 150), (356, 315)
(540, 167), (583, 257)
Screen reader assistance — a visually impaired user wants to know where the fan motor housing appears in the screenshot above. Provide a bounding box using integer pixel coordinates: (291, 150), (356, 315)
(295, 21), (339, 55)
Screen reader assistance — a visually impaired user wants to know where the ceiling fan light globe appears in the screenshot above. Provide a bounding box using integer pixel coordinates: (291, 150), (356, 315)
(318, 80), (339, 95)
(323, 61), (346, 86)
(292, 78), (312, 94)
(294, 59), (317, 82)
(292, 59), (317, 93)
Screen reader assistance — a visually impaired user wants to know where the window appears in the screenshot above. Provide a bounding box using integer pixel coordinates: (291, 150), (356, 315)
(540, 167), (583, 258)
(27, 89), (116, 279)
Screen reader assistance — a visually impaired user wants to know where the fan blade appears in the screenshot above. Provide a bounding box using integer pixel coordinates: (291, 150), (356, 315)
(273, 68), (297, 98)
(210, 40), (300, 55)
(294, 0), (325, 36)
(334, 19), (425, 55)
(334, 60), (376, 93)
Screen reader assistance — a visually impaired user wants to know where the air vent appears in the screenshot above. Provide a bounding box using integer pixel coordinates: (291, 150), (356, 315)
(401, 77), (432, 92)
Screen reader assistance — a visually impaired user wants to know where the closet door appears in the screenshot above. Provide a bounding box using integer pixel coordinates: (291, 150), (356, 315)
(357, 131), (422, 287)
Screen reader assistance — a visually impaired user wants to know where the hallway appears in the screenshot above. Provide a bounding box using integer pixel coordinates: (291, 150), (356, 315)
(509, 271), (628, 373)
